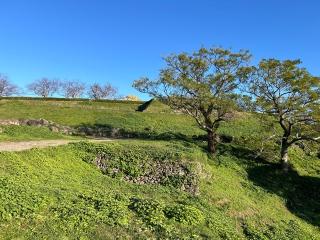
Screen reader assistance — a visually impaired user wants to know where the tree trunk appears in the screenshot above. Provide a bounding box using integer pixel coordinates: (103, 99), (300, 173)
(280, 140), (290, 172)
(207, 130), (217, 155)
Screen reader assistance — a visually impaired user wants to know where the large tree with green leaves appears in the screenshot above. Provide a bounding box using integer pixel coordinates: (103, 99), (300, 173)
(133, 47), (251, 155)
(247, 59), (320, 171)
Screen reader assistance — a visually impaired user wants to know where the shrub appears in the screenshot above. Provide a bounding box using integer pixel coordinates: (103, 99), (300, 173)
(164, 204), (205, 225)
(129, 198), (171, 233)
(51, 193), (131, 230)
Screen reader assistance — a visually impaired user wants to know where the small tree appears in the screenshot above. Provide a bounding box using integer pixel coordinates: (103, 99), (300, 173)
(88, 83), (117, 100)
(247, 59), (320, 171)
(0, 74), (18, 96)
(61, 80), (85, 98)
(133, 47), (251, 155)
(28, 78), (60, 97)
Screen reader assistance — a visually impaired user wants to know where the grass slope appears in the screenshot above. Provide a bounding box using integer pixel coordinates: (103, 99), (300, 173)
(0, 140), (319, 239)
(0, 98), (319, 239)
(0, 98), (201, 140)
(0, 125), (78, 141)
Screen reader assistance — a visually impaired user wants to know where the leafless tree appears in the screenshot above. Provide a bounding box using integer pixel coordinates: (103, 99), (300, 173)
(27, 78), (60, 97)
(61, 80), (85, 98)
(0, 74), (19, 96)
(88, 83), (117, 100)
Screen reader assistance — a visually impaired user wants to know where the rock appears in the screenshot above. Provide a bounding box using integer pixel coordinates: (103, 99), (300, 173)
(49, 126), (60, 133)
(84, 127), (94, 135)
(0, 118), (77, 136)
(59, 126), (73, 134)
(25, 119), (40, 126)
(111, 128), (120, 138)
(0, 119), (20, 126)
(39, 118), (50, 125)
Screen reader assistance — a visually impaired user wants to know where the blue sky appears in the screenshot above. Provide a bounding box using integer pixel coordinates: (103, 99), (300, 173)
(0, 0), (319, 99)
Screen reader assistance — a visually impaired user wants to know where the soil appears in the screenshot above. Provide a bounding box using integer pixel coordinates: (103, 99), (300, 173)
(0, 139), (112, 152)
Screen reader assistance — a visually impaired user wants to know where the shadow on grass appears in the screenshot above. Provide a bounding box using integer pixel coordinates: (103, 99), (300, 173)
(75, 123), (238, 156)
(216, 144), (320, 226)
(76, 123), (232, 143)
(76, 123), (320, 226)
(136, 99), (154, 112)
(247, 164), (320, 227)
(75, 123), (196, 142)
(217, 144), (271, 165)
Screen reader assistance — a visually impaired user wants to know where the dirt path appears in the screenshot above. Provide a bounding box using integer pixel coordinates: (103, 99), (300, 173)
(0, 139), (113, 152)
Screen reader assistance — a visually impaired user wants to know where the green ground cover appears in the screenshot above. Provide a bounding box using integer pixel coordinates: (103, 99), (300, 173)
(0, 125), (77, 141)
(0, 98), (319, 239)
(0, 140), (318, 239)
(0, 98), (201, 140)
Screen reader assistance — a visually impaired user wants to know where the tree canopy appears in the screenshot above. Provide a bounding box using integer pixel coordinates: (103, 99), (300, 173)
(134, 47), (252, 154)
(246, 59), (320, 170)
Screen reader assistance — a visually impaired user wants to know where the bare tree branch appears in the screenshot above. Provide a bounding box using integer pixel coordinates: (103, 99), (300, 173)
(61, 80), (85, 98)
(28, 78), (60, 97)
(88, 83), (117, 100)
(0, 74), (19, 96)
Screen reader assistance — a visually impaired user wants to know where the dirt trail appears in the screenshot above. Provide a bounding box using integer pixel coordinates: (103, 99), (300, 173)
(0, 139), (113, 152)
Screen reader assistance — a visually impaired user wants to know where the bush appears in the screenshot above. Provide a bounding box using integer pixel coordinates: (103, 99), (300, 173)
(129, 198), (165, 224)
(51, 193), (131, 230)
(241, 219), (310, 240)
(164, 204), (205, 225)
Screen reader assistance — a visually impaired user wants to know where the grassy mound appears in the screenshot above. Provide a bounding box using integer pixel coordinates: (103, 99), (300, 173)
(76, 141), (199, 194)
(0, 139), (319, 239)
(0, 98), (319, 239)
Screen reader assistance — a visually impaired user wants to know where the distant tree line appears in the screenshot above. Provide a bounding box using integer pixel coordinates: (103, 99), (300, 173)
(0, 75), (139, 101)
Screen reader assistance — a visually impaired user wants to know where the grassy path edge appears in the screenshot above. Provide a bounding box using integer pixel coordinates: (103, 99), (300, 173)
(0, 138), (113, 152)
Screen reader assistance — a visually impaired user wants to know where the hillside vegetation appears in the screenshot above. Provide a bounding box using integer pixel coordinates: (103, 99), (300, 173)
(0, 98), (201, 139)
(0, 98), (319, 239)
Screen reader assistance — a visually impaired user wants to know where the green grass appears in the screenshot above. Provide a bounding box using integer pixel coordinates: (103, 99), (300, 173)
(0, 98), (319, 239)
(0, 125), (78, 141)
(0, 99), (202, 139)
(0, 99), (270, 142)
(0, 140), (319, 239)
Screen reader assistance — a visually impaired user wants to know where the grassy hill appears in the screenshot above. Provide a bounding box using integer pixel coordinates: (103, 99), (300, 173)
(0, 98), (319, 239)
(0, 98), (202, 139)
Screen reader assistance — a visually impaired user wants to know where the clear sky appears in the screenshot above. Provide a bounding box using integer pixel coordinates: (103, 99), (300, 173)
(0, 0), (319, 99)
